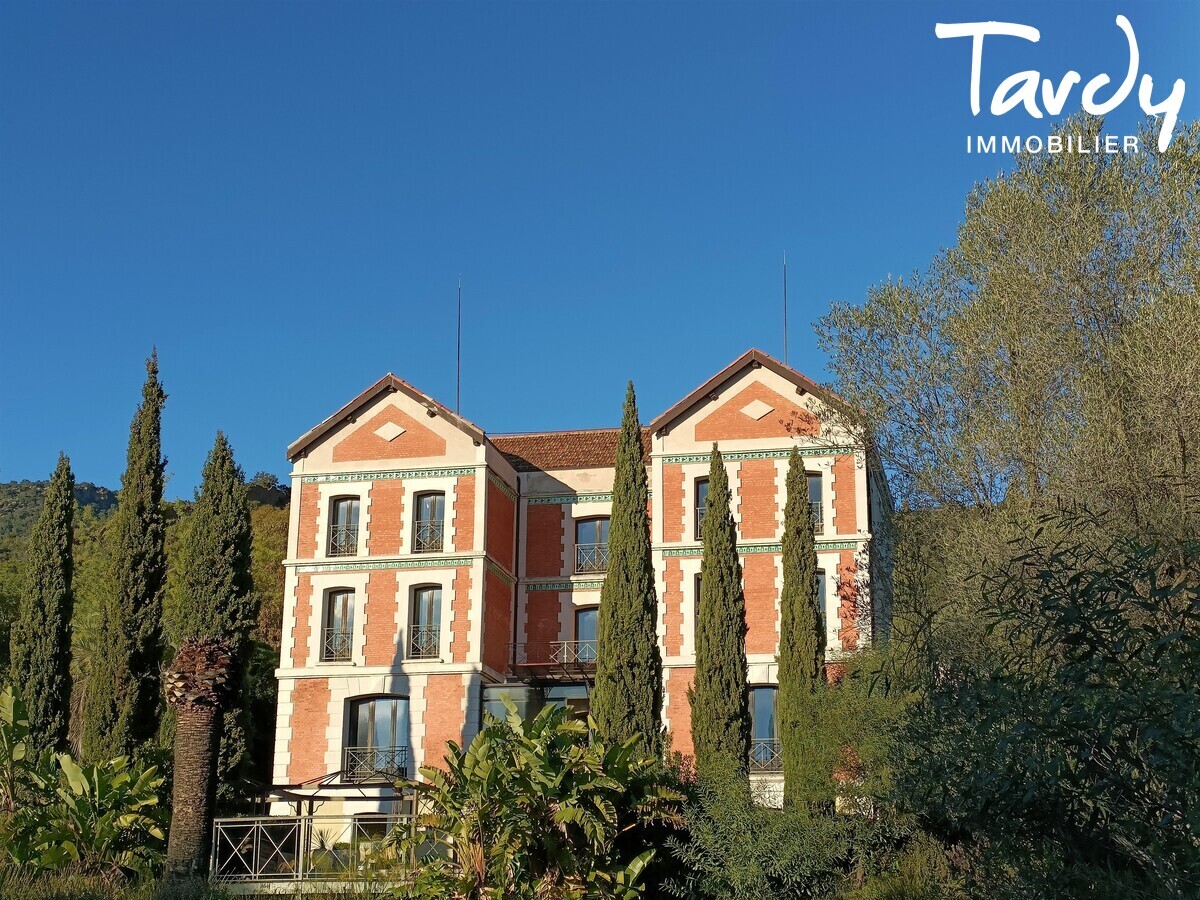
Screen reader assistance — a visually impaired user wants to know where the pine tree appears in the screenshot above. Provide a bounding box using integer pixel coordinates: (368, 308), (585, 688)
(688, 444), (750, 781)
(9, 454), (75, 753)
(777, 447), (825, 806)
(592, 382), (662, 756)
(82, 353), (167, 761)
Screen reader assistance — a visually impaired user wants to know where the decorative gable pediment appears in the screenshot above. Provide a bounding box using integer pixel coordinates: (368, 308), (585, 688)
(694, 380), (820, 442)
(332, 404), (448, 462)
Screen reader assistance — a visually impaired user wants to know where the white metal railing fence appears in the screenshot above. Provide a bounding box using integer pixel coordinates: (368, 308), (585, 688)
(328, 524), (359, 557)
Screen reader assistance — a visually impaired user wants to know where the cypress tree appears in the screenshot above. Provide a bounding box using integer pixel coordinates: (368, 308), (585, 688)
(9, 453), (75, 753)
(167, 431), (256, 650)
(688, 444), (750, 781)
(777, 447), (825, 806)
(82, 353), (167, 760)
(592, 382), (662, 756)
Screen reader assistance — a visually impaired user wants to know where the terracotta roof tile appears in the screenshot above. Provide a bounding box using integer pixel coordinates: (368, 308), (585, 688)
(491, 428), (653, 473)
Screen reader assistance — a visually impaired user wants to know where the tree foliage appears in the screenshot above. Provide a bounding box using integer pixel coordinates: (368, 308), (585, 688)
(389, 702), (684, 899)
(688, 445), (749, 782)
(10, 454), (75, 754)
(593, 382), (662, 757)
(82, 354), (168, 761)
(777, 448), (824, 807)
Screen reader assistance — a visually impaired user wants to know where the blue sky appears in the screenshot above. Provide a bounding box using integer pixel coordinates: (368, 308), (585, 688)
(2, 0), (1196, 497)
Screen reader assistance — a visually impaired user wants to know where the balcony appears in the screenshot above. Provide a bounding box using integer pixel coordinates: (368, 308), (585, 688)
(574, 542), (610, 574)
(408, 624), (440, 660)
(512, 640), (598, 680)
(413, 520), (444, 553)
(321, 627), (352, 662)
(211, 814), (416, 882)
(749, 738), (782, 773)
(811, 502), (824, 535)
(327, 524), (359, 557)
(342, 745), (410, 784)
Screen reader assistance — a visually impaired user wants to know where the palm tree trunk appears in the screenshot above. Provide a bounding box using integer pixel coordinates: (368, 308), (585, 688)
(166, 701), (221, 876)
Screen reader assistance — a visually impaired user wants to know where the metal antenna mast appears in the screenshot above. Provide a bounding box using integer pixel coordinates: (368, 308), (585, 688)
(782, 252), (789, 366)
(456, 276), (462, 417)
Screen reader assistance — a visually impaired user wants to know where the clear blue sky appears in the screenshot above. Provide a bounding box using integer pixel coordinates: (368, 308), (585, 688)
(2, 0), (1196, 497)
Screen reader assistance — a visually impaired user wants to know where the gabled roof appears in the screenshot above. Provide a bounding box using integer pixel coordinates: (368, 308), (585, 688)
(286, 373), (486, 462)
(646, 348), (830, 436)
(491, 428), (654, 473)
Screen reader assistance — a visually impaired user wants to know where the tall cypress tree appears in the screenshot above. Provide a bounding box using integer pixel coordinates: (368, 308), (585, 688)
(688, 444), (750, 781)
(10, 454), (75, 753)
(592, 382), (662, 756)
(777, 447), (825, 806)
(167, 431), (256, 650)
(82, 353), (167, 761)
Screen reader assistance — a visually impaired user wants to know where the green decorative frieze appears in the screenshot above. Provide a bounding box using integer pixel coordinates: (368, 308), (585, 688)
(298, 556), (475, 574)
(660, 447), (860, 465)
(527, 491), (653, 506)
(525, 580), (605, 592)
(662, 538), (861, 558)
(487, 470), (518, 500)
(302, 466), (478, 484)
(486, 559), (516, 586)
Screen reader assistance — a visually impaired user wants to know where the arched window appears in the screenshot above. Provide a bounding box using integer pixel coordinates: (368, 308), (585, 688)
(413, 492), (445, 553)
(409, 586), (442, 659)
(322, 589), (354, 661)
(807, 473), (823, 535)
(345, 695), (410, 783)
(328, 497), (360, 557)
(695, 478), (710, 536)
(749, 686), (780, 772)
(575, 517), (610, 573)
(575, 606), (598, 662)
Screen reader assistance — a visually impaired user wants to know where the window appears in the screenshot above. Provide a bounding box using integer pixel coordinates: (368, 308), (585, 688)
(413, 492), (445, 553)
(749, 686), (781, 772)
(409, 586), (442, 659)
(574, 517), (610, 574)
(322, 590), (354, 661)
(807, 474), (823, 535)
(328, 497), (360, 557)
(546, 685), (590, 723)
(345, 696), (410, 783)
(695, 478), (710, 536)
(575, 607), (598, 662)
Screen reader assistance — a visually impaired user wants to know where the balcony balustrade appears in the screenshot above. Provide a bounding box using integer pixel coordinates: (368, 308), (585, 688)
(749, 738), (783, 773)
(211, 814), (416, 882)
(574, 542), (610, 574)
(327, 524), (359, 557)
(342, 745), (410, 784)
(511, 640), (598, 679)
(413, 521), (444, 553)
(811, 502), (824, 535)
(408, 624), (440, 660)
(321, 627), (353, 662)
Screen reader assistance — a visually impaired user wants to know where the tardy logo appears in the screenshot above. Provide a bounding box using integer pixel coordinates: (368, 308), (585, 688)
(935, 15), (1185, 153)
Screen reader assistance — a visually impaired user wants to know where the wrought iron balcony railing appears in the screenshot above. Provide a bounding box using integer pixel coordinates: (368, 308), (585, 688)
(811, 502), (824, 535)
(749, 738), (783, 773)
(512, 640), (598, 671)
(342, 745), (410, 784)
(413, 521), (444, 553)
(575, 542), (610, 574)
(327, 524), (359, 557)
(321, 627), (352, 662)
(408, 624), (440, 659)
(211, 814), (416, 882)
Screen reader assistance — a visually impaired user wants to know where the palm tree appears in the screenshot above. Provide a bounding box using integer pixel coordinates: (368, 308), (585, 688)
(163, 638), (233, 877)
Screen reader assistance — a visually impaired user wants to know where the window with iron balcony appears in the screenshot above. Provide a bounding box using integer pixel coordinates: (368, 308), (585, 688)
(413, 492), (445, 553)
(328, 497), (360, 557)
(322, 589), (354, 662)
(574, 517), (610, 574)
(409, 585), (441, 659)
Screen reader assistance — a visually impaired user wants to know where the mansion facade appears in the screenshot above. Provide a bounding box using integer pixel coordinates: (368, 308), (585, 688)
(270, 349), (891, 814)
